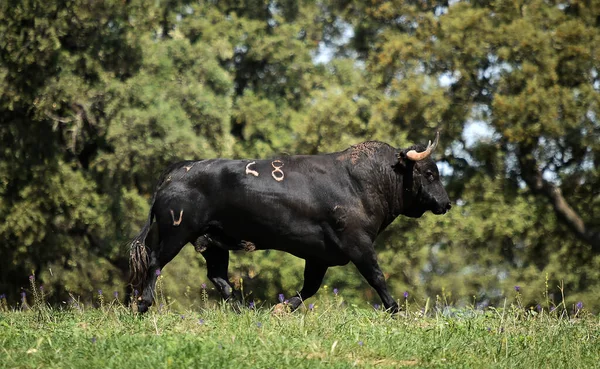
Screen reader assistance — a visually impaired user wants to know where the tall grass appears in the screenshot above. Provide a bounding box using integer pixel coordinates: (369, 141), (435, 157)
(1, 283), (598, 369)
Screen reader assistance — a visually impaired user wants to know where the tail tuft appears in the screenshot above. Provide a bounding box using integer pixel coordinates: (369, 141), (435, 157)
(128, 222), (153, 291)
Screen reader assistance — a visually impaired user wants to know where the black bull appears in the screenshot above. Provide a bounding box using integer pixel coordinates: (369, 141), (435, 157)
(129, 133), (451, 313)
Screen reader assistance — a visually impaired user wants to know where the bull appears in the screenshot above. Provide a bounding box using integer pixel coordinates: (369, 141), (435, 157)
(129, 132), (451, 313)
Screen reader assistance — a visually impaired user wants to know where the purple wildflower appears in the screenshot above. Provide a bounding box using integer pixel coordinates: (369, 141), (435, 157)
(278, 293), (284, 303)
(201, 283), (207, 289)
(98, 289), (103, 295)
(29, 275), (35, 281)
(333, 288), (339, 296)
(0, 294), (5, 299)
(373, 303), (380, 310)
(180, 315), (185, 319)
(155, 269), (161, 276)
(403, 291), (409, 299)
(134, 289), (139, 297)
(198, 319), (205, 325)
(308, 303), (314, 311)
(256, 322), (262, 328)
(39, 285), (43, 291)
(21, 291), (26, 299)
(249, 301), (255, 309)
(576, 301), (583, 310)
(358, 341), (364, 346)
(91, 337), (97, 344)
(550, 306), (556, 312)
(514, 285), (520, 292)
(536, 304), (542, 312)
(486, 327), (491, 332)
(113, 291), (119, 299)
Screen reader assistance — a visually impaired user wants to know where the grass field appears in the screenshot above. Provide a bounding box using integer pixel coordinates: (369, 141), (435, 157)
(1, 294), (599, 369)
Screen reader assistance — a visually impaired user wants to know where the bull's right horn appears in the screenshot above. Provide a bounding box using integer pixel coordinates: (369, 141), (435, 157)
(405, 131), (440, 161)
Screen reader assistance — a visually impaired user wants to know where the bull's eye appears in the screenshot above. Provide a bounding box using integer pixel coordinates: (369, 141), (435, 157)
(426, 170), (435, 183)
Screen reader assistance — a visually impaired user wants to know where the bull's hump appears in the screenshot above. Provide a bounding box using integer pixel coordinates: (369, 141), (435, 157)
(335, 141), (393, 164)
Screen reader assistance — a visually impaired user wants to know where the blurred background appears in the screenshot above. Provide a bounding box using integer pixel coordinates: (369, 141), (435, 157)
(1, 0), (598, 311)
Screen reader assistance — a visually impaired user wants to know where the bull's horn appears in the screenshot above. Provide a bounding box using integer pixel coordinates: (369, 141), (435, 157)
(405, 131), (440, 161)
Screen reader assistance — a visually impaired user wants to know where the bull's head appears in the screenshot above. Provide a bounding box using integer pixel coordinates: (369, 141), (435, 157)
(397, 132), (451, 218)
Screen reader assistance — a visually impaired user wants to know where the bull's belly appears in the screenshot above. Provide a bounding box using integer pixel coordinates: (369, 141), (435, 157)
(210, 217), (349, 266)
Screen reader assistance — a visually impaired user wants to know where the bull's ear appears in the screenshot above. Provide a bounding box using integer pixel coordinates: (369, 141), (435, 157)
(394, 151), (408, 169)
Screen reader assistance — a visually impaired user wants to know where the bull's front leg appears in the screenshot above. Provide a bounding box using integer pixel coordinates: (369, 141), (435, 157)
(346, 237), (399, 314)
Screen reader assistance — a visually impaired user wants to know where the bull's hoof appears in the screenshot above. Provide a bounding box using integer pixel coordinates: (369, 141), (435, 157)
(137, 301), (150, 314)
(272, 303), (291, 316)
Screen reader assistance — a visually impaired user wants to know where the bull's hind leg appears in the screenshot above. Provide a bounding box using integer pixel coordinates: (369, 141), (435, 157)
(199, 246), (242, 304)
(138, 232), (190, 313)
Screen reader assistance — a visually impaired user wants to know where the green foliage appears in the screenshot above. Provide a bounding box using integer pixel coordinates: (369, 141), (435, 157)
(0, 0), (598, 312)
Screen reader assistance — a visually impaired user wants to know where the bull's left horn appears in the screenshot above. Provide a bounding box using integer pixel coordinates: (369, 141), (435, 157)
(405, 131), (440, 161)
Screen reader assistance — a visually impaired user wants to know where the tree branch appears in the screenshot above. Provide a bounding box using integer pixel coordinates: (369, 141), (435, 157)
(518, 148), (600, 253)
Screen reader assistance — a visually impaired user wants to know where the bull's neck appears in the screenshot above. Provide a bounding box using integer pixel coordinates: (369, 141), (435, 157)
(346, 146), (404, 233)
(378, 163), (405, 230)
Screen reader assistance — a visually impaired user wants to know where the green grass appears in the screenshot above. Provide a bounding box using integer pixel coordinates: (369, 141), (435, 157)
(1, 298), (599, 369)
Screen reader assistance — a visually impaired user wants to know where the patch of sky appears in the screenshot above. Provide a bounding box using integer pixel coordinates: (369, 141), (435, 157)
(439, 71), (459, 88)
(313, 20), (354, 65)
(463, 120), (495, 148)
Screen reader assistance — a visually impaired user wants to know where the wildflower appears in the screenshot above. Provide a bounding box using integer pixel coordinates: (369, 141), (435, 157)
(21, 291), (26, 299)
(373, 303), (380, 310)
(249, 301), (255, 309)
(134, 289), (139, 297)
(576, 301), (583, 311)
(536, 304), (542, 312)
(256, 322), (262, 328)
(29, 275), (35, 281)
(39, 285), (43, 291)
(180, 315), (185, 319)
(284, 299), (289, 304)
(358, 341), (364, 346)
(514, 286), (520, 292)
(198, 319), (205, 325)
(486, 327), (491, 332)
(201, 283), (207, 289)
(98, 289), (103, 295)
(333, 288), (339, 296)
(403, 291), (409, 299)
(155, 269), (161, 276)
(91, 337), (97, 344)
(278, 293), (284, 303)
(113, 291), (119, 299)
(550, 306), (556, 312)
(0, 294), (5, 299)
(308, 303), (314, 311)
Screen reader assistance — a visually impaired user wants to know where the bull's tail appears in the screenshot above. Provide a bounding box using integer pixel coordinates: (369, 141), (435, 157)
(128, 182), (163, 292)
(128, 213), (155, 292)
